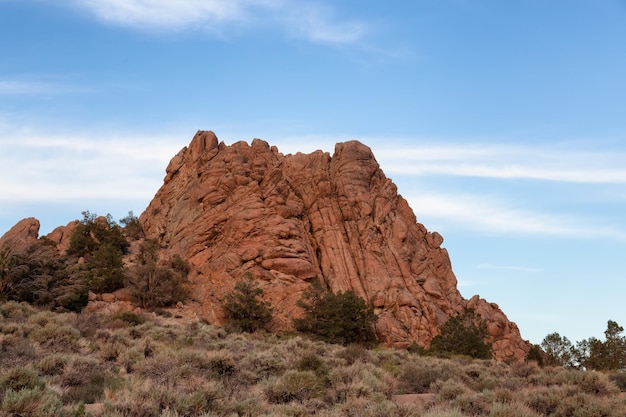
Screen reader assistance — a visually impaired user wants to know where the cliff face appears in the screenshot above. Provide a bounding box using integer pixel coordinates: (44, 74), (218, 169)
(141, 131), (530, 360)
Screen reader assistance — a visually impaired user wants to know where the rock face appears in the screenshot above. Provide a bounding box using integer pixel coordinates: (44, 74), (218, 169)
(47, 220), (80, 255)
(141, 131), (530, 360)
(0, 217), (40, 255)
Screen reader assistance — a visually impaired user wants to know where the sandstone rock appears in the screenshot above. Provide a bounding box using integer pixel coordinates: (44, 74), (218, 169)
(140, 131), (531, 360)
(46, 220), (80, 255)
(0, 217), (40, 254)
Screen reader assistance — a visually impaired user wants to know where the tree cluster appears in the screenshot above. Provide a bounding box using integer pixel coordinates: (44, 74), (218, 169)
(1, 210), (188, 312)
(67, 211), (129, 293)
(0, 240), (87, 311)
(222, 278), (378, 347)
(539, 320), (626, 371)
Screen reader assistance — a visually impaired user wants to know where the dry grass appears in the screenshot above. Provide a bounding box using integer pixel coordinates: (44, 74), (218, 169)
(1, 300), (625, 417)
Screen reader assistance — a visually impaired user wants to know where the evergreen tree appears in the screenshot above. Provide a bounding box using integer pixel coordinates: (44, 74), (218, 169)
(126, 239), (188, 308)
(429, 308), (492, 359)
(293, 281), (378, 346)
(222, 274), (273, 333)
(541, 332), (576, 367)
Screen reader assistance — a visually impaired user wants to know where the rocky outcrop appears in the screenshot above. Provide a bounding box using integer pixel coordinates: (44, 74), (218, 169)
(0, 217), (40, 255)
(141, 131), (530, 360)
(47, 220), (80, 255)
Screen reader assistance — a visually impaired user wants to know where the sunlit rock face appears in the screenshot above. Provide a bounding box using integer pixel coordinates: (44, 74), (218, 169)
(140, 130), (530, 360)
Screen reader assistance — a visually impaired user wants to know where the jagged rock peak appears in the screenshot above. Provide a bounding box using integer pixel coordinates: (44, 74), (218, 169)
(140, 131), (531, 360)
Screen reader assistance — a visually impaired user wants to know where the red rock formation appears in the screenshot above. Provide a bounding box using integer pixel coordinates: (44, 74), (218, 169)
(141, 131), (530, 360)
(47, 220), (80, 255)
(0, 217), (40, 255)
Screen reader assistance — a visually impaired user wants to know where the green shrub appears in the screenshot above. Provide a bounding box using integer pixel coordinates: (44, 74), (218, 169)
(429, 308), (492, 359)
(553, 392), (622, 417)
(240, 349), (286, 379)
(489, 402), (541, 417)
(574, 371), (618, 396)
(0, 366), (45, 393)
(30, 322), (81, 353)
(110, 311), (146, 327)
(609, 372), (626, 391)
(337, 395), (415, 417)
(36, 354), (68, 376)
(120, 210), (144, 239)
(0, 300), (37, 320)
(433, 378), (468, 402)
(0, 244), (87, 311)
(58, 356), (108, 404)
(397, 361), (447, 394)
(204, 349), (237, 378)
(126, 240), (188, 308)
(0, 332), (38, 368)
(65, 211), (129, 295)
(450, 391), (489, 416)
(421, 406), (467, 417)
(327, 361), (396, 400)
(524, 386), (565, 416)
(293, 282), (377, 346)
(336, 343), (375, 365)
(263, 370), (325, 404)
(0, 387), (64, 417)
(297, 353), (329, 378)
(222, 274), (273, 333)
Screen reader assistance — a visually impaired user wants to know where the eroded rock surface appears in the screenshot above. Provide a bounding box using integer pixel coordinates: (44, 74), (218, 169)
(0, 217), (40, 255)
(141, 131), (530, 360)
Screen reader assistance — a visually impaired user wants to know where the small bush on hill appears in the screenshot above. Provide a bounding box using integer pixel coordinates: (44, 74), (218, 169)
(119, 210), (144, 239)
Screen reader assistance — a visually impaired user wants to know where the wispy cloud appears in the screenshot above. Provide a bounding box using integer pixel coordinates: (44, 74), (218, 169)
(0, 132), (182, 202)
(405, 191), (626, 240)
(375, 142), (626, 184)
(2, 129), (624, 241)
(0, 79), (91, 96)
(72, 0), (247, 29)
(281, 4), (366, 45)
(71, 0), (367, 45)
(476, 263), (543, 273)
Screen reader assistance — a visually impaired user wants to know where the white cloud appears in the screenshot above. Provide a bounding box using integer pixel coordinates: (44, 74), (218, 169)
(476, 263), (543, 273)
(405, 192), (626, 240)
(282, 4), (366, 44)
(0, 132), (183, 202)
(374, 143), (626, 184)
(73, 0), (247, 28)
(0, 79), (91, 96)
(0, 80), (48, 95)
(2, 129), (624, 241)
(71, 0), (367, 45)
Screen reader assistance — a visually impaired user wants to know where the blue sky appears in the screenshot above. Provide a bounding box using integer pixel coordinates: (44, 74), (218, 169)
(1, 0), (625, 345)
